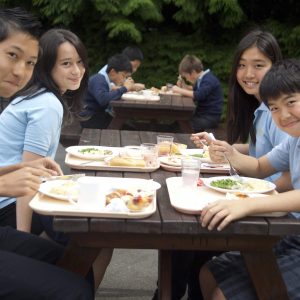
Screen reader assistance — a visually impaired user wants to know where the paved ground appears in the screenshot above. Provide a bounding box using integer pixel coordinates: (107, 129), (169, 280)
(55, 143), (166, 300)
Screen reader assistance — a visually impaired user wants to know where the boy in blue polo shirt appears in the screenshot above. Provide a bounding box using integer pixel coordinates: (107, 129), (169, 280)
(200, 58), (300, 300)
(172, 55), (223, 132)
(81, 53), (135, 128)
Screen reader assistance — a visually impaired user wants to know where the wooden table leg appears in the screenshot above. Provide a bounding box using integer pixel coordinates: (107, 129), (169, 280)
(242, 250), (289, 300)
(56, 240), (100, 277)
(107, 117), (126, 129)
(158, 250), (172, 300)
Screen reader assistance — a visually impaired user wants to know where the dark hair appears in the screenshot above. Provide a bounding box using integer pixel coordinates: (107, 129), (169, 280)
(17, 29), (88, 124)
(260, 59), (300, 106)
(106, 53), (132, 73)
(178, 55), (203, 74)
(122, 46), (144, 61)
(0, 7), (41, 42)
(226, 30), (283, 144)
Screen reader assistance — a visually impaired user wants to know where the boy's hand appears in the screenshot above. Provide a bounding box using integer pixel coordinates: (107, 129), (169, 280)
(124, 77), (135, 91)
(134, 83), (145, 91)
(200, 199), (250, 231)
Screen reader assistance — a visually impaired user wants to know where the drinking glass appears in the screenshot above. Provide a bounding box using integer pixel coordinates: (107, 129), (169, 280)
(140, 143), (158, 167)
(157, 135), (174, 156)
(181, 158), (201, 188)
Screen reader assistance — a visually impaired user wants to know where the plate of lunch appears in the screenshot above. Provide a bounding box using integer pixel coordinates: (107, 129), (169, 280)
(181, 148), (211, 163)
(121, 90), (160, 101)
(65, 146), (117, 160)
(159, 156), (182, 167)
(203, 176), (276, 194)
(39, 180), (79, 201)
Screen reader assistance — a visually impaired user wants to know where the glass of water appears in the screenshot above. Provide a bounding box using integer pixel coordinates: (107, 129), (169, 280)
(181, 158), (201, 188)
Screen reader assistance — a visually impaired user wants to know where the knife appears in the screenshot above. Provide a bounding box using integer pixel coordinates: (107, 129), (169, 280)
(41, 173), (85, 182)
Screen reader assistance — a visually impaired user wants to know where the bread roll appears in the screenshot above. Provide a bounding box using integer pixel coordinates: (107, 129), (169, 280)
(108, 157), (146, 167)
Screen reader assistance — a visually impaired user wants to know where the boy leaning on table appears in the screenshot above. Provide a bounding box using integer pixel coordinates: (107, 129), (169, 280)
(80, 53), (135, 129)
(198, 58), (300, 300)
(172, 54), (223, 132)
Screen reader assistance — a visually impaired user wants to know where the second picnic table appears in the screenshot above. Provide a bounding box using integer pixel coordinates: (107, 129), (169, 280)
(108, 93), (195, 133)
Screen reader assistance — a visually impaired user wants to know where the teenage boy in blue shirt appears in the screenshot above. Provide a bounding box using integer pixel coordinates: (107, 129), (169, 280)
(200, 59), (300, 300)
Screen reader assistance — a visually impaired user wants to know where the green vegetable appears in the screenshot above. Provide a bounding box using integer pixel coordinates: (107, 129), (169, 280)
(211, 179), (242, 190)
(78, 148), (112, 155)
(191, 153), (204, 158)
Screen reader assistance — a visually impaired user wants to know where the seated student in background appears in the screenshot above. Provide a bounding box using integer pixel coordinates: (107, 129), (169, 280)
(172, 55), (223, 132)
(99, 46), (145, 91)
(0, 7), (94, 299)
(200, 59), (300, 300)
(80, 53), (135, 129)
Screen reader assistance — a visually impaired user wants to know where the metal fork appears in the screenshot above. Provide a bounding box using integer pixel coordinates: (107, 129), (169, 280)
(208, 133), (243, 182)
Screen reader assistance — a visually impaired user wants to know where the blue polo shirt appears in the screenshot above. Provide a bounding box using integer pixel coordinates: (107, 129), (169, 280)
(249, 102), (288, 182)
(0, 89), (63, 209)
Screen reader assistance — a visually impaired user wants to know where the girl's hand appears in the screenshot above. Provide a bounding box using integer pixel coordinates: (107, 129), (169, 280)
(190, 132), (212, 148)
(200, 199), (249, 231)
(22, 157), (63, 176)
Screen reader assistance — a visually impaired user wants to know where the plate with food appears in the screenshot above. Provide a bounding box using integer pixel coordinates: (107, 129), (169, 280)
(203, 176), (276, 194)
(159, 156), (182, 167)
(105, 187), (158, 212)
(181, 148), (211, 163)
(66, 146), (116, 160)
(121, 90), (160, 101)
(39, 180), (79, 201)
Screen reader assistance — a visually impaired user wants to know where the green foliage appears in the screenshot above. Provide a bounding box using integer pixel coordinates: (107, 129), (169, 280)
(32, 0), (84, 24)
(1, 0), (300, 120)
(106, 18), (142, 42)
(207, 0), (245, 28)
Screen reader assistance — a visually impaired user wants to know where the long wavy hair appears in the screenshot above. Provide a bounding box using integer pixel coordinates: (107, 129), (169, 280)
(226, 30), (282, 145)
(17, 28), (88, 125)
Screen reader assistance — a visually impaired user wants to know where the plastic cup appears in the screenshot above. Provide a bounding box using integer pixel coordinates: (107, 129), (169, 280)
(140, 143), (158, 167)
(157, 135), (174, 156)
(77, 176), (105, 208)
(181, 158), (201, 188)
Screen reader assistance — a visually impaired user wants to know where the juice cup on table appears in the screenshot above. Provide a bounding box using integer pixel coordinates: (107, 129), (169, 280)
(157, 135), (174, 156)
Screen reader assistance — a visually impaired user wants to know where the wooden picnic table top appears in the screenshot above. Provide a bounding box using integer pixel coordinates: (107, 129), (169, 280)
(108, 94), (195, 132)
(110, 93), (195, 110)
(54, 129), (300, 300)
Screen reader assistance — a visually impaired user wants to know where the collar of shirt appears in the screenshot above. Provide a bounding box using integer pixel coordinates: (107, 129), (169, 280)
(196, 69), (210, 89)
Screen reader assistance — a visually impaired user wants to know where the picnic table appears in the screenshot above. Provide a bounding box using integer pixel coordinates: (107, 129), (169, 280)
(108, 93), (195, 133)
(53, 129), (300, 300)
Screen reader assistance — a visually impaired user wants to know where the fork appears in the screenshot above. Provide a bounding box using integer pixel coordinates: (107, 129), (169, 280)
(208, 133), (243, 182)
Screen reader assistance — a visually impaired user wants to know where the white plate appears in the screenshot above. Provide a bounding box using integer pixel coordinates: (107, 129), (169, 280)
(159, 156), (182, 167)
(181, 149), (211, 163)
(121, 91), (160, 101)
(66, 146), (117, 160)
(39, 180), (79, 201)
(203, 176), (276, 194)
